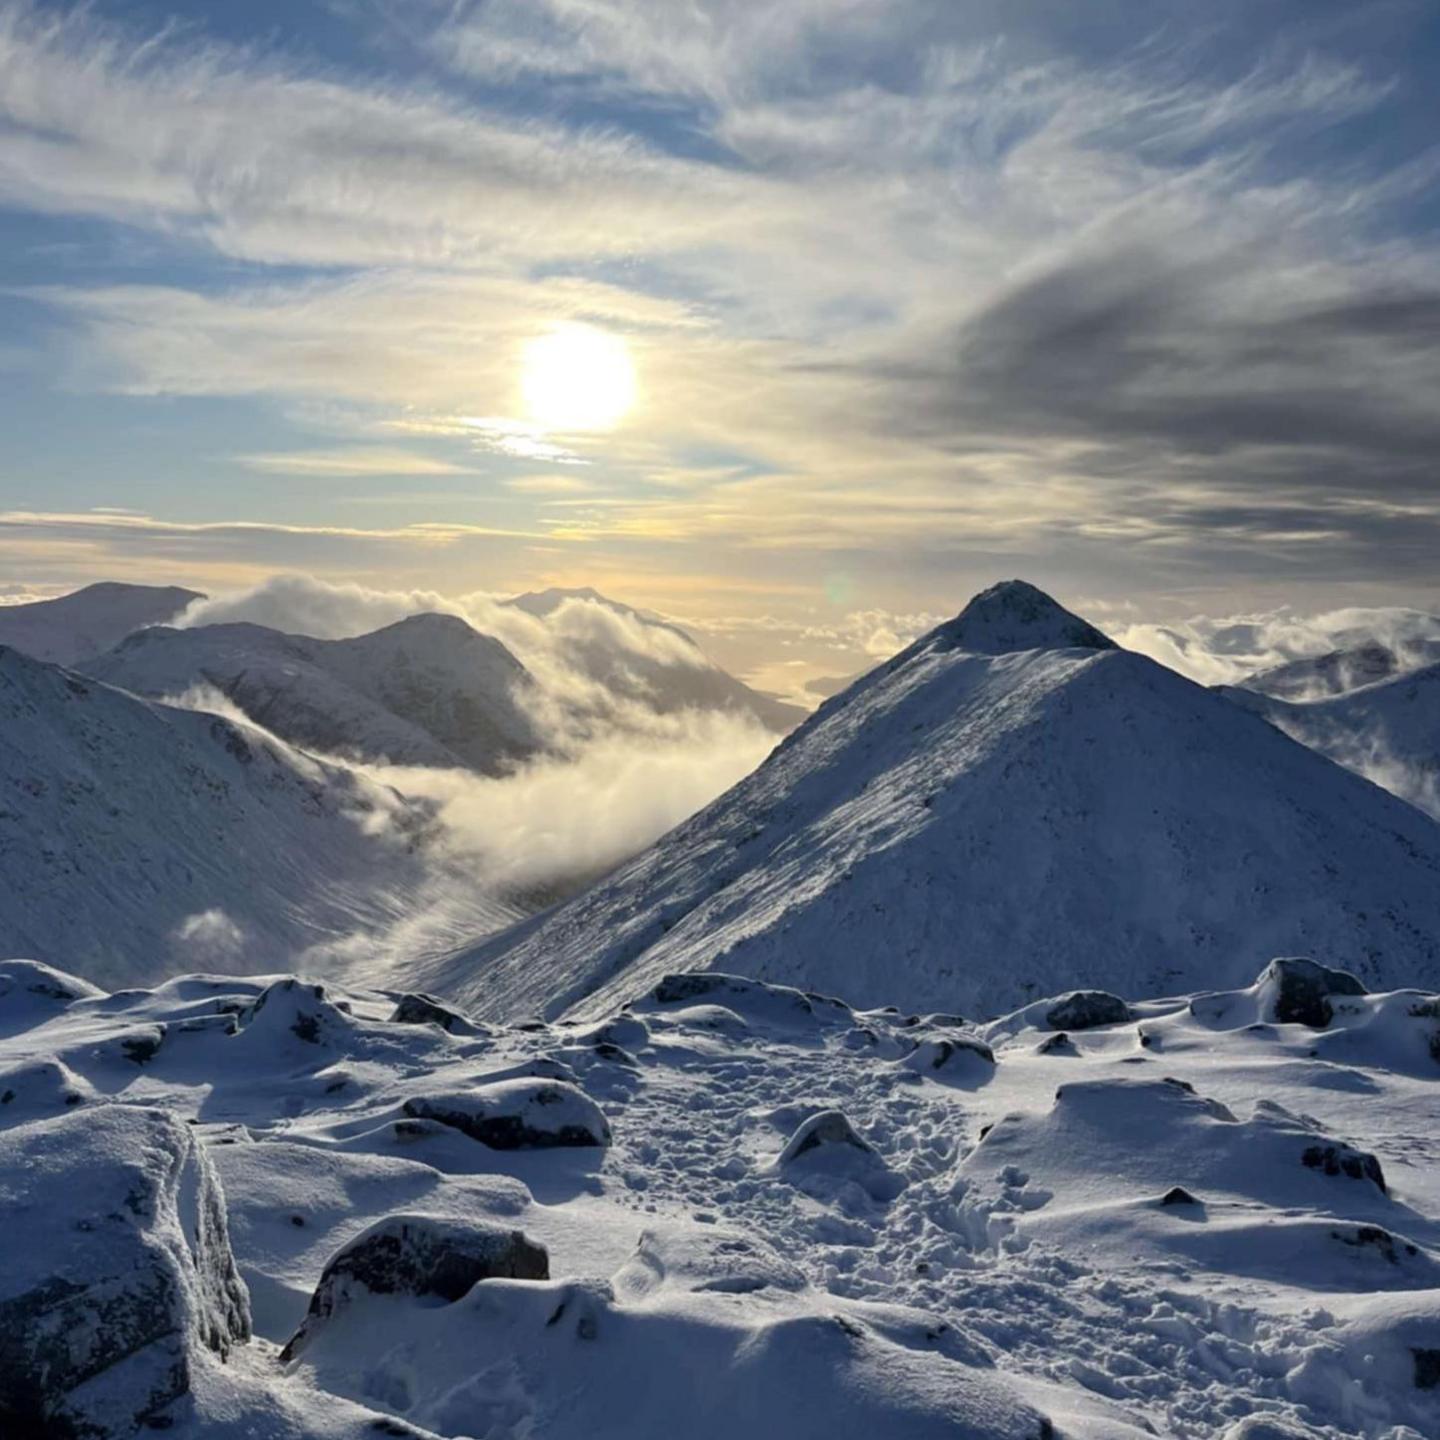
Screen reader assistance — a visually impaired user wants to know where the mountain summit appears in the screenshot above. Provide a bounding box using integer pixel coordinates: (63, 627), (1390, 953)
(930, 579), (1118, 656)
(424, 581), (1440, 1022)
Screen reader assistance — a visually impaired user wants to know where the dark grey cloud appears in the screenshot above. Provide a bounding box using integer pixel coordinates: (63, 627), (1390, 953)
(864, 230), (1440, 578)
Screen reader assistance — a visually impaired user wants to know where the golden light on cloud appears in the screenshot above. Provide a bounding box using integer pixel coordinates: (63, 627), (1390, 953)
(521, 324), (637, 432)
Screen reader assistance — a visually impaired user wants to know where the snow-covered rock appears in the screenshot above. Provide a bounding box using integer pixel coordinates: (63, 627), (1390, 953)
(0, 1105), (250, 1437)
(3, 958), (1436, 1437)
(777, 1109), (905, 1201)
(281, 1213), (548, 1360)
(429, 581), (1440, 1022)
(84, 611), (542, 775)
(0, 1055), (95, 1125)
(403, 1077), (612, 1149)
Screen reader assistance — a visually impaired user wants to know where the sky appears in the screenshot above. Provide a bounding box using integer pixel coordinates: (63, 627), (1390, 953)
(1, 0), (1439, 694)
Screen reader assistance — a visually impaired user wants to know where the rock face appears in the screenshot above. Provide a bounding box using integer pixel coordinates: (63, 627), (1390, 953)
(1044, 991), (1132, 1031)
(1258, 957), (1367, 1028)
(0, 1105), (250, 1437)
(282, 1214), (548, 1361)
(403, 1078), (612, 1149)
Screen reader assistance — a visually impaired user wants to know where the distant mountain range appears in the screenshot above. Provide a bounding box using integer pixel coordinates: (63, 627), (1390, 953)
(422, 581), (1440, 1021)
(0, 582), (804, 778)
(0, 582), (202, 665)
(84, 613), (543, 776)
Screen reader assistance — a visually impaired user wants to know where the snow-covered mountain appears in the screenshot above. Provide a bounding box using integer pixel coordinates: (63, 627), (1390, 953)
(0, 644), (459, 989)
(425, 580), (1440, 1022)
(1224, 661), (1440, 820)
(1243, 637), (1440, 701)
(6, 954), (1438, 1439)
(507, 585), (806, 733)
(84, 612), (543, 774)
(0, 581), (202, 665)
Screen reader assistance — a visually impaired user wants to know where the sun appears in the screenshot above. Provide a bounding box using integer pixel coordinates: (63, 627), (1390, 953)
(521, 323), (637, 432)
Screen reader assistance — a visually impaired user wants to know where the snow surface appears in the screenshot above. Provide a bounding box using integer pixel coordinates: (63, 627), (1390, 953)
(423, 583), (1440, 1022)
(84, 612), (542, 775)
(3, 955), (1438, 1438)
(0, 647), (517, 987)
(0, 581), (202, 666)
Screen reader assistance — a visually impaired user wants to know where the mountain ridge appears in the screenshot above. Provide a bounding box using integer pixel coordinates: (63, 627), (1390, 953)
(420, 582), (1440, 1022)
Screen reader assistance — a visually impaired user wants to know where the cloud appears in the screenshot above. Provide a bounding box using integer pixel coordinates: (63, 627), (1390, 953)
(1114, 605), (1440, 686)
(173, 572), (750, 745)
(234, 447), (479, 478)
(4, 0), (1440, 612)
(361, 711), (775, 894)
(170, 908), (248, 964)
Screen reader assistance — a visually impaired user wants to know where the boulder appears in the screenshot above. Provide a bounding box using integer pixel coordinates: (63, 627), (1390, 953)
(403, 1078), (611, 1149)
(1301, 1142), (1386, 1192)
(282, 1214), (548, 1361)
(0, 1105), (250, 1437)
(898, 1035), (995, 1077)
(234, 977), (359, 1052)
(388, 991), (481, 1036)
(777, 1110), (904, 1202)
(1257, 957), (1367, 1029)
(1043, 991), (1131, 1031)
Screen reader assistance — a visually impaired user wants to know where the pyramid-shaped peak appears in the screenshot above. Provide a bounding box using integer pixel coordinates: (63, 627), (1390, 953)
(938, 580), (1117, 656)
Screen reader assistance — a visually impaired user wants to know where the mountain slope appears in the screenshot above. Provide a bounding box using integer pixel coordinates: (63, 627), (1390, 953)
(425, 580), (1440, 1022)
(1224, 661), (1440, 820)
(507, 585), (806, 733)
(84, 612), (541, 774)
(0, 582), (202, 665)
(1243, 638), (1440, 701)
(0, 645), (448, 988)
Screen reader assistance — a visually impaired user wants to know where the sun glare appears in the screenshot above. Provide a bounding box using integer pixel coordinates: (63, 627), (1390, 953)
(521, 324), (637, 432)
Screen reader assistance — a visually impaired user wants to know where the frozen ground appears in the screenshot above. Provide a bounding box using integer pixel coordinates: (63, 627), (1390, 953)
(3, 955), (1438, 1438)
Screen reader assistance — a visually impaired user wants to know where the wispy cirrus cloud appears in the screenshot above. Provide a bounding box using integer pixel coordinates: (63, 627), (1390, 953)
(1, 0), (1439, 620)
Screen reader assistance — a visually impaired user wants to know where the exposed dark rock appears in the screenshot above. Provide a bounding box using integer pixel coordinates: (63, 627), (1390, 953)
(403, 1078), (611, 1150)
(1043, 991), (1131, 1031)
(1329, 1224), (1416, 1263)
(1160, 1186), (1199, 1207)
(121, 1026), (166, 1065)
(1301, 1142), (1386, 1192)
(1413, 1347), (1440, 1390)
(281, 1214), (548, 1361)
(388, 992), (478, 1035)
(1260, 957), (1367, 1029)
(1037, 1031), (1074, 1055)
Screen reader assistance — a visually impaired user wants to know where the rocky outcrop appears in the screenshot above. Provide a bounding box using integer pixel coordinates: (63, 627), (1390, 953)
(282, 1214), (548, 1361)
(403, 1078), (611, 1149)
(0, 1105), (250, 1437)
(1258, 957), (1367, 1028)
(388, 992), (481, 1035)
(1044, 991), (1132, 1031)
